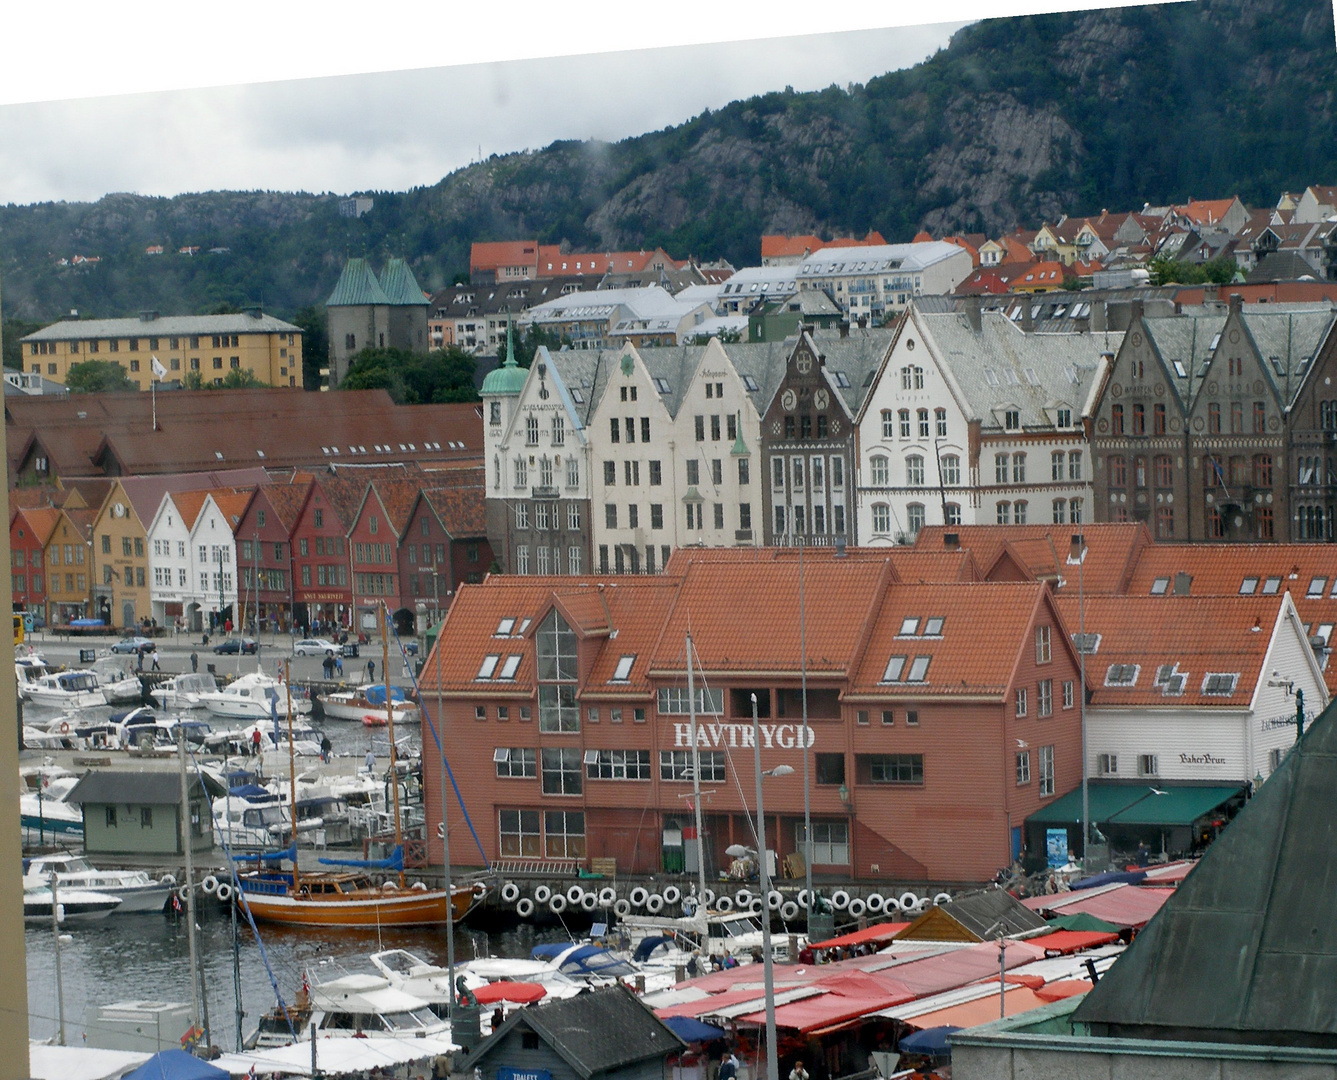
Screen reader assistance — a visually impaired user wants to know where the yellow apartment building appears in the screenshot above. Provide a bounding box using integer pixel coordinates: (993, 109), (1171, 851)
(21, 310), (303, 390)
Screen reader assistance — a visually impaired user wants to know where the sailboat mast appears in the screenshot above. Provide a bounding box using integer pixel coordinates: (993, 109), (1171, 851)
(286, 665), (300, 893)
(687, 633), (708, 911)
(382, 604), (406, 887)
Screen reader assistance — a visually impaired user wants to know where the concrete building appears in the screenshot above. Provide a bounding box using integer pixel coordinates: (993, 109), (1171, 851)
(519, 286), (713, 350)
(20, 310), (303, 391)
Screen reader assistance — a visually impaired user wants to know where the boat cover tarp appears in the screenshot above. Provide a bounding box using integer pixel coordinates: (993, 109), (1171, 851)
(363, 684), (410, 705)
(1021, 883), (1174, 929)
(896, 1025), (960, 1056)
(123, 1050), (229, 1080)
(227, 784), (271, 800)
(213, 1034), (458, 1076)
(633, 935), (676, 962)
(556, 944), (638, 978)
(254, 842), (297, 865)
(810, 921), (911, 950)
(1045, 912), (1121, 933)
(661, 1016), (727, 1043)
(70, 619), (106, 627)
(318, 845), (403, 870)
(472, 981), (547, 1004)
(29, 1045), (149, 1080)
(1070, 869), (1147, 890)
(531, 942), (569, 960)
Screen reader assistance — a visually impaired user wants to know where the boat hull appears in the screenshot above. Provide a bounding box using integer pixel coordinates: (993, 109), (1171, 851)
(319, 698), (419, 723)
(240, 885), (476, 928)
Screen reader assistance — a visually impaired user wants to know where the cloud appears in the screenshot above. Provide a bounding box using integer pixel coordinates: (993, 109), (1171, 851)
(0, 22), (966, 205)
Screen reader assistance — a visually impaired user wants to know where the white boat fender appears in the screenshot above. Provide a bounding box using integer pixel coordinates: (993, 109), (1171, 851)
(767, 890), (783, 911)
(899, 891), (919, 911)
(215, 882), (233, 903)
(177, 885), (191, 901)
(201, 875), (219, 896)
(534, 885), (552, 904)
(703, 888), (715, 905)
(749, 897), (764, 915)
(472, 882), (488, 898)
(865, 894), (885, 914)
(796, 888), (809, 909)
(613, 898), (631, 917)
(548, 893), (567, 914)
(831, 889), (851, 911)
(411, 881), (429, 891)
(662, 885), (682, 906)
(598, 887), (617, 907)
(715, 895), (733, 913)
(382, 881), (399, 891)
(580, 892), (598, 912)
(780, 901), (800, 922)
(516, 897), (535, 918)
(501, 882), (520, 903)
(566, 884), (585, 905)
(848, 897), (867, 918)
(884, 896), (903, 912)
(735, 889), (753, 907)
(646, 893), (665, 914)
(629, 886), (649, 908)
(160, 874), (176, 886)
(934, 892), (953, 906)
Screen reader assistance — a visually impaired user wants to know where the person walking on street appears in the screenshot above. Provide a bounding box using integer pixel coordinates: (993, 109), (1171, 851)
(151, 651), (160, 672)
(190, 651), (198, 673)
(365, 750), (376, 774)
(320, 734), (333, 764)
(367, 659), (376, 684)
(335, 655), (343, 677)
(718, 1054), (739, 1080)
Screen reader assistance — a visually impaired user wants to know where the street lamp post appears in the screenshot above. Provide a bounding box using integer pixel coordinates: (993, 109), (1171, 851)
(751, 693), (791, 1080)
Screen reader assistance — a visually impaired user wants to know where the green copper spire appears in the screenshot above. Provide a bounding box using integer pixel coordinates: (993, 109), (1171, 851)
(481, 321), (527, 395)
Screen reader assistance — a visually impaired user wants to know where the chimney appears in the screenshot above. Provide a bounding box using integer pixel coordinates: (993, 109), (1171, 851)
(834, 535), (847, 558)
(1203, 283), (1219, 303)
(966, 295), (982, 332)
(1174, 572), (1192, 596)
(1090, 300), (1107, 333)
(62, 310), (79, 321)
(944, 532), (960, 551)
(1022, 301), (1034, 332)
(838, 320), (849, 338)
(1229, 293), (1243, 313)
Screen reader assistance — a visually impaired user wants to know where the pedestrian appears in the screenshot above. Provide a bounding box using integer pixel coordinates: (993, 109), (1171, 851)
(320, 734), (333, 764)
(1136, 840), (1150, 867)
(251, 728), (262, 757)
(151, 650), (160, 672)
(137, 646), (145, 671)
(491, 1007), (504, 1034)
(365, 750), (376, 774)
(190, 651), (198, 673)
(686, 952), (699, 978)
(789, 1062), (810, 1080)
(225, 618), (232, 635)
(335, 655), (343, 677)
(367, 659), (376, 683)
(718, 1054), (739, 1080)
(322, 655), (333, 680)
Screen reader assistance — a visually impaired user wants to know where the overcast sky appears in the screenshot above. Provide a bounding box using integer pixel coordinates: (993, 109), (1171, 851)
(0, 23), (972, 206)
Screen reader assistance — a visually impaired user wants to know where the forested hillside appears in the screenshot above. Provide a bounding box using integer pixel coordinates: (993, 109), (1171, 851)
(0, 0), (1332, 328)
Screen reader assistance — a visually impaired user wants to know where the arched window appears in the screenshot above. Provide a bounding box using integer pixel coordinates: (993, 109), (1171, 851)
(1012, 453), (1026, 483)
(905, 455), (925, 486)
(1014, 500), (1028, 524)
(944, 503), (961, 525)
(907, 504), (925, 535)
(870, 455), (890, 486)
(996, 501), (1011, 525)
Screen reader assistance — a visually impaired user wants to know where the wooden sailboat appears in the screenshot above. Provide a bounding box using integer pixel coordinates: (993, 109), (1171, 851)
(239, 605), (479, 928)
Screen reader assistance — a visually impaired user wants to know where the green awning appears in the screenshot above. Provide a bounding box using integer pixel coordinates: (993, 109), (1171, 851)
(1106, 785), (1242, 826)
(1025, 783), (1148, 827)
(1047, 912), (1122, 933)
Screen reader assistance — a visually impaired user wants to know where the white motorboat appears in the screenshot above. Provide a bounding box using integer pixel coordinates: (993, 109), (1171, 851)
(20, 773), (85, 843)
(24, 886), (123, 923)
(21, 669), (106, 710)
(319, 684), (419, 724)
(151, 671), (219, 710)
(246, 972), (449, 1048)
(213, 787), (328, 851)
(198, 672), (311, 721)
(89, 656), (144, 705)
(15, 651), (50, 692)
(24, 852), (175, 913)
(108, 706), (211, 751)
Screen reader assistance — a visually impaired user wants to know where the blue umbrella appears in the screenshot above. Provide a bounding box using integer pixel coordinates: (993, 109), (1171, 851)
(662, 1015), (727, 1043)
(898, 1025), (961, 1057)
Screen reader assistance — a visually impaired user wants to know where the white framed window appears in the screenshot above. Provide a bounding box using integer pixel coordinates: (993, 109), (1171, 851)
(477, 655), (500, 679)
(1138, 754), (1159, 777)
(881, 410), (894, 439)
(1038, 678), (1052, 717)
(1039, 745), (1055, 796)
(1016, 751), (1031, 785)
(1012, 453), (1027, 483)
(610, 654), (635, 682)
(1015, 687), (1028, 717)
(997, 501), (1011, 525)
(905, 455), (925, 485)
(995, 453), (1009, 483)
(942, 455), (960, 485)
(945, 503), (961, 525)
(1063, 680), (1075, 709)
(1036, 625), (1051, 663)
(1068, 451), (1082, 481)
(907, 503), (925, 535)
(1052, 451), (1065, 481)
(1097, 753), (1118, 776)
(796, 821), (849, 865)
(870, 455), (890, 485)
(872, 504), (891, 534)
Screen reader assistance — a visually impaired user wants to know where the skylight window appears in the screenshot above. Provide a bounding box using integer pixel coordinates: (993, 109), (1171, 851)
(898, 617), (920, 636)
(214, 451), (224, 460)
(1154, 663), (1176, 686)
(477, 655), (500, 679)
(1262, 577), (1281, 594)
(1105, 664), (1139, 687)
(1308, 577), (1327, 598)
(1202, 672), (1239, 696)
(742, 375), (760, 392)
(653, 378), (671, 394)
(1172, 360), (1188, 378)
(1198, 361), (1211, 377)
(1270, 357), (1285, 376)
(572, 389), (585, 403)
(498, 655), (522, 680)
(517, 618), (531, 634)
(923, 617), (945, 636)
(1150, 577), (1170, 595)
(496, 618), (515, 635)
(1210, 333), (1221, 351)
(610, 655), (636, 682)
(833, 372), (851, 389)
(1024, 368), (1040, 385)
(906, 656), (931, 683)
(882, 656), (906, 683)
(984, 369), (999, 386)
(1316, 624), (1334, 646)
(1073, 632), (1101, 654)
(1239, 577), (1258, 595)
(1162, 672), (1187, 696)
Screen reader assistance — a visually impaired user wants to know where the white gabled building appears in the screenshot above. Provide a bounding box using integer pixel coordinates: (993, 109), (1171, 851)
(188, 492), (244, 631)
(796, 241), (973, 323)
(854, 300), (1120, 544)
(146, 493), (193, 629)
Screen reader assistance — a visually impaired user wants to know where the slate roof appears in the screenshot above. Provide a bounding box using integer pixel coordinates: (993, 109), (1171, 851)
(67, 770), (208, 805)
(939, 888), (1050, 938)
(545, 343), (704, 424)
(257, 481), (312, 532)
(325, 258), (392, 307)
(21, 313), (300, 342)
(462, 985), (684, 1078)
(722, 329), (894, 416)
(1073, 694), (1337, 1045)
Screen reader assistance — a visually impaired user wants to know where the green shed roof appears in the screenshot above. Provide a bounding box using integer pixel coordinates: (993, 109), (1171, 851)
(379, 257), (430, 306)
(326, 258), (391, 307)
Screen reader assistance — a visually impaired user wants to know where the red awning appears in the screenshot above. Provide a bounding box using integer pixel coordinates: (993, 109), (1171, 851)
(1026, 930), (1121, 955)
(904, 986), (1056, 1030)
(1034, 980), (1094, 1002)
(1023, 884), (1173, 929)
(810, 921), (911, 951)
(473, 981), (547, 1004)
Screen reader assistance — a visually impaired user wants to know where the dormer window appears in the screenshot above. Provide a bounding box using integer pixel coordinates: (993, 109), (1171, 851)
(1004, 409), (1021, 431)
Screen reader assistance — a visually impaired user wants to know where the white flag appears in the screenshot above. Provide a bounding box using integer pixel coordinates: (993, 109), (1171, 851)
(150, 355), (168, 379)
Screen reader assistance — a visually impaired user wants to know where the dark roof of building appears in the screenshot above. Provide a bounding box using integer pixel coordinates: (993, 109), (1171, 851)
(462, 986), (684, 1078)
(67, 770), (209, 806)
(943, 888), (1050, 938)
(1073, 694), (1337, 1045)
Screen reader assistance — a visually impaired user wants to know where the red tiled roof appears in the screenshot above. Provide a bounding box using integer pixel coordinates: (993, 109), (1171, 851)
(422, 484), (487, 537)
(258, 481), (312, 532)
(1177, 197), (1241, 225)
(15, 506), (61, 547)
(762, 235), (824, 259)
(470, 241), (539, 272)
(1019, 261), (1068, 285)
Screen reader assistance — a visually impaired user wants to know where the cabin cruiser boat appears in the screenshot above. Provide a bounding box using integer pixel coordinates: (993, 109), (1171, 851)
(24, 885), (123, 923)
(109, 706), (212, 750)
(90, 656), (143, 705)
(197, 671), (311, 721)
(15, 650), (50, 692)
(20, 771), (85, 842)
(245, 972), (449, 1048)
(21, 670), (106, 710)
(24, 852), (175, 913)
(203, 720), (325, 758)
(617, 910), (785, 960)
(151, 671), (219, 710)
(319, 684), (419, 724)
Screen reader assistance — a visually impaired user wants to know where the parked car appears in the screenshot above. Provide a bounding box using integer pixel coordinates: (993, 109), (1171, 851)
(293, 638), (338, 657)
(111, 636), (156, 654)
(213, 637), (258, 655)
